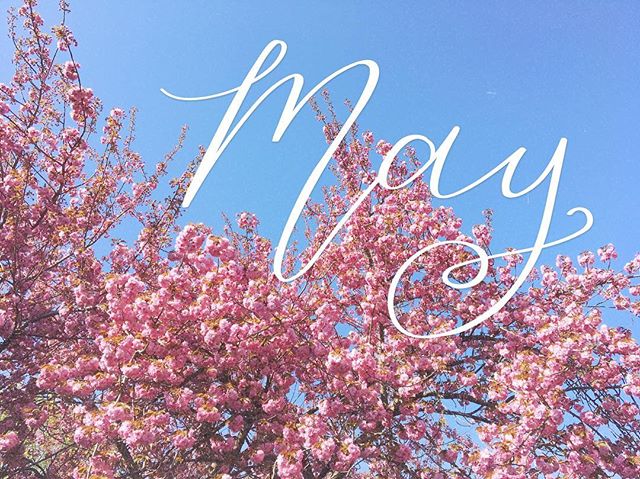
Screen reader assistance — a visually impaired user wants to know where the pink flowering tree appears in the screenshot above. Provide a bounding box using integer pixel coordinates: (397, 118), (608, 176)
(2, 2), (640, 478)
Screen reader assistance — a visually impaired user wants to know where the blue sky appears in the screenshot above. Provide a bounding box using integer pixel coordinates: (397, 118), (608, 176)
(1, 1), (639, 329)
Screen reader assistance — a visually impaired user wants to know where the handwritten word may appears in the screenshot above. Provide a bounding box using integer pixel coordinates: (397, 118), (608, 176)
(161, 40), (593, 339)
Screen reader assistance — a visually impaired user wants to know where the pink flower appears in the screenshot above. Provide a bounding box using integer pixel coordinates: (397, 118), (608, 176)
(237, 211), (259, 230)
(472, 223), (492, 247)
(598, 243), (618, 262)
(375, 139), (393, 156)
(0, 432), (19, 452)
(61, 61), (80, 80)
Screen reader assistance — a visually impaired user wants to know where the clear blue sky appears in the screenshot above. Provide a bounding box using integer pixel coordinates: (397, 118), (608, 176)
(1, 1), (639, 329)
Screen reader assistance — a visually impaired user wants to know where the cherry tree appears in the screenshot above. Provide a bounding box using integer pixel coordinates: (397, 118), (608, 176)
(1, 2), (640, 478)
